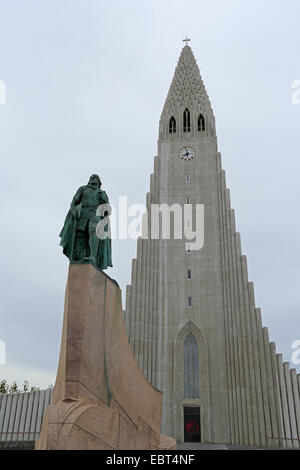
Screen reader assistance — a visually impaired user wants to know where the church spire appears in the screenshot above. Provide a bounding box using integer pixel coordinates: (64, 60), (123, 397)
(159, 45), (215, 140)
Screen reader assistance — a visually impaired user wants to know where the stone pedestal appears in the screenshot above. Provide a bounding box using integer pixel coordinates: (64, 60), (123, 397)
(35, 264), (175, 450)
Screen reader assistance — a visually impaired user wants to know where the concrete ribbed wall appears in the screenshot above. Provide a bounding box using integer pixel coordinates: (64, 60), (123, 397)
(216, 155), (300, 448)
(275, 357), (300, 448)
(125, 156), (161, 389)
(0, 388), (52, 442)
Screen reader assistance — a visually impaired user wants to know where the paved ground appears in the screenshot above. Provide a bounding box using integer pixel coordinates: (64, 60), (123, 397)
(177, 443), (228, 450)
(0, 440), (296, 451)
(176, 442), (295, 450)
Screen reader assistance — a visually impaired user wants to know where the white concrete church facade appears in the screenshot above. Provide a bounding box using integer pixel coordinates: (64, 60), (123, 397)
(124, 44), (300, 447)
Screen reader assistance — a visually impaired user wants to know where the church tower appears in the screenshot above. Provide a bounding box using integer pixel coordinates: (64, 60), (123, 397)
(125, 44), (300, 447)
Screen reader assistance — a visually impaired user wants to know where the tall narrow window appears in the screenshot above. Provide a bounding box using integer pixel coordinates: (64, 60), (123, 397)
(169, 116), (176, 134)
(184, 333), (199, 398)
(187, 270), (192, 279)
(198, 114), (205, 132)
(186, 196), (190, 204)
(183, 108), (191, 132)
(185, 175), (190, 183)
(188, 297), (192, 307)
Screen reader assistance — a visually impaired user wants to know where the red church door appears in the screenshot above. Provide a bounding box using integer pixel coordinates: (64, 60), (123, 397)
(184, 407), (201, 442)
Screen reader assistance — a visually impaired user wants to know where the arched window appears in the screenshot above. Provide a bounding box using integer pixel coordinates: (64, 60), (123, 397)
(184, 333), (199, 398)
(183, 108), (191, 132)
(169, 116), (176, 134)
(198, 114), (205, 132)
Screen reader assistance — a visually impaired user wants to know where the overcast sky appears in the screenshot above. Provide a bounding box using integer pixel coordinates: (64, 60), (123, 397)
(0, 0), (299, 388)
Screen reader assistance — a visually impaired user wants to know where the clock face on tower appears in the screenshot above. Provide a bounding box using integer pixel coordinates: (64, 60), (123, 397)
(179, 146), (195, 161)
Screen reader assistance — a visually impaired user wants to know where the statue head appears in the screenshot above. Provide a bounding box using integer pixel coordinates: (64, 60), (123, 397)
(88, 174), (101, 188)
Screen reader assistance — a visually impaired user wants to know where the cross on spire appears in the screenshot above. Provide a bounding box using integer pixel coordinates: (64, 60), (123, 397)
(183, 36), (191, 46)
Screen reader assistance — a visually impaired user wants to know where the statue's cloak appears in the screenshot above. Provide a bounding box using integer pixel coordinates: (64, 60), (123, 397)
(59, 209), (77, 260)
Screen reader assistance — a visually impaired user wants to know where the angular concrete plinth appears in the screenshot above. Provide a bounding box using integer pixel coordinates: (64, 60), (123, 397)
(36, 264), (175, 450)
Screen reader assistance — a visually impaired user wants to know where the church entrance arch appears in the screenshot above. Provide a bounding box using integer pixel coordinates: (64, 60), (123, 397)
(174, 320), (210, 443)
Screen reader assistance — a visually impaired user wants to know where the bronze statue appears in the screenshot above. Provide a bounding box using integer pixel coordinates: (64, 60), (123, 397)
(59, 174), (112, 270)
